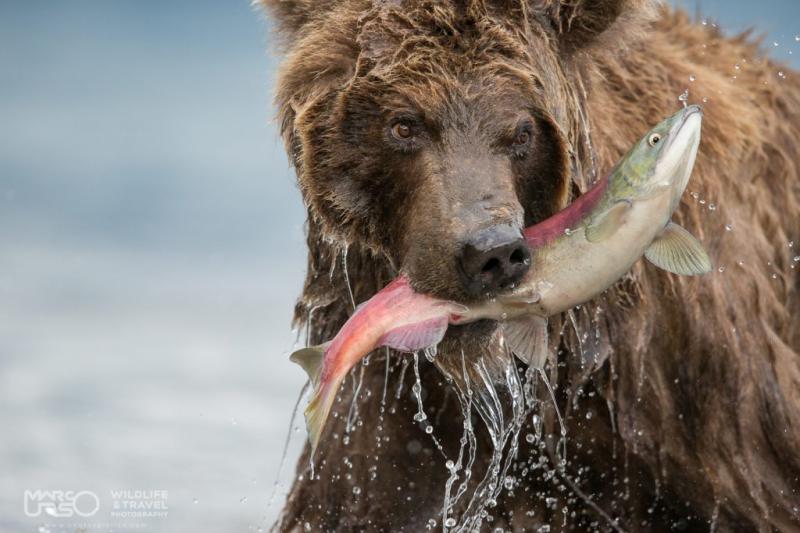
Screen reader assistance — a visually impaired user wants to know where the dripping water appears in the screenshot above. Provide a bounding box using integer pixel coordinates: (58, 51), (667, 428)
(441, 350), (477, 527)
(575, 74), (599, 185)
(268, 380), (309, 510)
(381, 348), (391, 406)
(567, 309), (585, 367)
(395, 358), (411, 401)
(411, 352), (447, 458)
(345, 361), (366, 438)
(341, 246), (356, 311)
(445, 351), (526, 532)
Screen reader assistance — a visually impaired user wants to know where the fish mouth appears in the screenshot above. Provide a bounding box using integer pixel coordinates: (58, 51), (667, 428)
(660, 104), (703, 157)
(655, 105), (702, 183)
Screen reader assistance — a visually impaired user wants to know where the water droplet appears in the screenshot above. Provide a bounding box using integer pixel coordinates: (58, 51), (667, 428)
(702, 96), (709, 103)
(689, 74), (696, 82)
(699, 199), (706, 205)
(793, 255), (800, 263)
(525, 433), (535, 443)
(425, 425), (434, 434)
(352, 486), (362, 495)
(413, 412), (427, 422)
(734, 63), (741, 71)
(718, 266), (726, 273)
(678, 89), (689, 107)
(725, 224), (733, 231)
(427, 518), (437, 529)
(778, 71), (787, 80)
(445, 518), (457, 527)
(701, 19), (708, 26)
(564, 227), (573, 236)
(586, 410), (593, 419)
(445, 459), (455, 470)
(708, 203), (716, 211)
(503, 475), (516, 490)
(690, 191), (699, 199)
(773, 41), (780, 47)
(795, 35), (800, 42)
(304, 522), (312, 532)
(772, 273), (778, 279)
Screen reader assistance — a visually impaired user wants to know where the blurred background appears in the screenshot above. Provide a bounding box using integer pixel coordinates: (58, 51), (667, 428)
(0, 1), (797, 531)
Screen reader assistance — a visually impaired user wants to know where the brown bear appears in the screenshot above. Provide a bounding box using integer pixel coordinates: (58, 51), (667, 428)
(260, 0), (800, 530)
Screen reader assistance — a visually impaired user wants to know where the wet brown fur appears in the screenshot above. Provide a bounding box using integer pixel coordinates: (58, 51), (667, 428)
(259, 0), (800, 530)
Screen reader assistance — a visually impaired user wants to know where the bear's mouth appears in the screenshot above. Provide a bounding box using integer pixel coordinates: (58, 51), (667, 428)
(444, 317), (499, 341)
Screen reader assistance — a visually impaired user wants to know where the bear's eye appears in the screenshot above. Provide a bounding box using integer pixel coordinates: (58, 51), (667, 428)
(509, 120), (534, 157)
(648, 133), (662, 147)
(513, 131), (531, 146)
(391, 122), (413, 140)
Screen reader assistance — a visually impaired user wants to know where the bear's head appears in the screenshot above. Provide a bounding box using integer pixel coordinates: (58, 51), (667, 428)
(271, 0), (657, 306)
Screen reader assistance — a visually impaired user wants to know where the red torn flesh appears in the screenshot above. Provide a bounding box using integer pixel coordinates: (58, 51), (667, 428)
(523, 174), (609, 248)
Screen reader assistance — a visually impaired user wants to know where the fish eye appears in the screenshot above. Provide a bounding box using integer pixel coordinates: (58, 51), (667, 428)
(648, 133), (662, 147)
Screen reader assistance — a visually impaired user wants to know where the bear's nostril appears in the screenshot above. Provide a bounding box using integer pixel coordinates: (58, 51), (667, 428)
(459, 224), (531, 297)
(509, 247), (526, 265)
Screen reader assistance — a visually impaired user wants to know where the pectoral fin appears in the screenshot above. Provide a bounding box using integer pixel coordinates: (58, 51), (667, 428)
(379, 316), (449, 353)
(503, 315), (550, 369)
(585, 200), (632, 243)
(645, 221), (712, 275)
(290, 342), (330, 389)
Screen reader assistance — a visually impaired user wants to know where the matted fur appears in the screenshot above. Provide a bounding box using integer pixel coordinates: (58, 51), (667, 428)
(260, 0), (800, 530)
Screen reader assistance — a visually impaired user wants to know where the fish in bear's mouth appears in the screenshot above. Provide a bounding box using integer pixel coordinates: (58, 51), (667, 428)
(291, 105), (709, 453)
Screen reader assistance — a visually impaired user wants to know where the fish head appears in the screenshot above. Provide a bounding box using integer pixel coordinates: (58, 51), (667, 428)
(616, 105), (703, 200)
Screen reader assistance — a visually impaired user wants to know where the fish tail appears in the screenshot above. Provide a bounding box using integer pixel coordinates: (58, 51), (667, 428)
(304, 376), (344, 453)
(290, 341), (342, 451)
(289, 342), (330, 389)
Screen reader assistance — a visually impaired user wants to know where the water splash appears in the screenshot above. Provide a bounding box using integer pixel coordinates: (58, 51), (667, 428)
(430, 342), (529, 532)
(442, 350), (477, 527)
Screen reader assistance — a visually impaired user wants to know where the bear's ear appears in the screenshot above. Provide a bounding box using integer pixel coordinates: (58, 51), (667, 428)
(259, 0), (338, 39)
(533, 0), (659, 53)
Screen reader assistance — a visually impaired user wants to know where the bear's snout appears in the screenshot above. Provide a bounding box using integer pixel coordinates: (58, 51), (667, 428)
(458, 223), (530, 296)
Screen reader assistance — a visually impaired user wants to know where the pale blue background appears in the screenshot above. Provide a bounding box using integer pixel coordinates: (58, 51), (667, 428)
(0, 1), (797, 531)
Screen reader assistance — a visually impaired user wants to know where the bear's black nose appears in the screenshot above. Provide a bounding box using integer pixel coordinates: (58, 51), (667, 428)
(458, 224), (531, 297)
